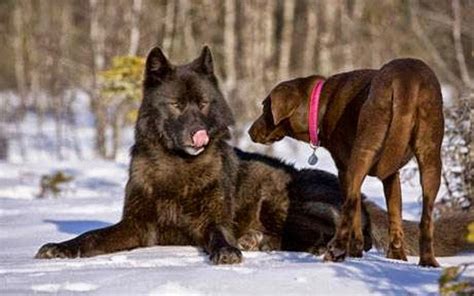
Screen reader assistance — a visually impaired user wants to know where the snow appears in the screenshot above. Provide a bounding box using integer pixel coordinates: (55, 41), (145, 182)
(0, 111), (471, 295)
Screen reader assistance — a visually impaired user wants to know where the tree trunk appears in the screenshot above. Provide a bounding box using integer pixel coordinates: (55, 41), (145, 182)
(0, 129), (8, 160)
(319, 0), (336, 74)
(110, 99), (129, 160)
(278, 0), (295, 79)
(12, 0), (30, 160)
(223, 0), (237, 94)
(451, 0), (472, 88)
(110, 113), (122, 160)
(89, 0), (108, 158)
(162, 0), (176, 56)
(263, 0), (276, 86)
(303, 0), (318, 75)
(468, 93), (474, 204)
(128, 0), (142, 56)
(177, 0), (196, 57)
(451, 0), (473, 203)
(340, 0), (354, 70)
(12, 1), (28, 116)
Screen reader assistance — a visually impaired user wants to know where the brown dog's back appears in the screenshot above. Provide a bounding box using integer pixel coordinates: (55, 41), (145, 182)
(368, 58), (443, 178)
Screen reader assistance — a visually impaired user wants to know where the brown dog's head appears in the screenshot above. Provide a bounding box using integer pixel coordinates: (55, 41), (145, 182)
(249, 76), (323, 145)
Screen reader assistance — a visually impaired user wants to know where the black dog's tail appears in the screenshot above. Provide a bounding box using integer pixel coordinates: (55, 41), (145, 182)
(364, 200), (474, 256)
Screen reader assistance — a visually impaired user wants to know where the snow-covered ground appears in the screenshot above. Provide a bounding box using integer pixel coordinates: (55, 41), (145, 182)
(0, 108), (472, 295)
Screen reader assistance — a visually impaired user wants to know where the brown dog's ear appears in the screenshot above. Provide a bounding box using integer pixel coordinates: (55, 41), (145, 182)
(270, 88), (302, 125)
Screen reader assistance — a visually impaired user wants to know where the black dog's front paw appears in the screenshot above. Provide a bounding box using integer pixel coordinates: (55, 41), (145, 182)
(35, 242), (80, 259)
(210, 246), (243, 265)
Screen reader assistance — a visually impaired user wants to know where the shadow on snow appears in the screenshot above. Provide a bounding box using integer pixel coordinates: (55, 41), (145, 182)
(44, 219), (112, 235)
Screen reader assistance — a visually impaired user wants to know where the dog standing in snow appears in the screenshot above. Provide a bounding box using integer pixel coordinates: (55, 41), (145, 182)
(249, 59), (445, 267)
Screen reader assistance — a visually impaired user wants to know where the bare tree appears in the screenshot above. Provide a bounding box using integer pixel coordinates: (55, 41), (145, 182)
(408, 0), (472, 210)
(128, 0), (142, 56)
(162, 0), (176, 56)
(89, 0), (108, 158)
(303, 0), (319, 75)
(263, 0), (277, 86)
(319, 0), (336, 74)
(451, 0), (473, 204)
(11, 0), (29, 159)
(177, 0), (196, 57)
(223, 0), (237, 94)
(278, 0), (295, 79)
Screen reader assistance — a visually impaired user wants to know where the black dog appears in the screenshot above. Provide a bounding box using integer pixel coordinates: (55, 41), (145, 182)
(36, 46), (243, 264)
(235, 148), (474, 257)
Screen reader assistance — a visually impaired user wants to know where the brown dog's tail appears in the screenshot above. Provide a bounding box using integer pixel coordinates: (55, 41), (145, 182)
(364, 200), (474, 256)
(372, 78), (419, 171)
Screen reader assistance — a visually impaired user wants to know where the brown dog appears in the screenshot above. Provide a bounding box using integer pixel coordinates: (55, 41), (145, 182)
(249, 58), (444, 267)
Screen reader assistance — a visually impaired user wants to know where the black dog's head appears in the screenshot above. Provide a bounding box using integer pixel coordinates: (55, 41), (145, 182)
(135, 46), (234, 156)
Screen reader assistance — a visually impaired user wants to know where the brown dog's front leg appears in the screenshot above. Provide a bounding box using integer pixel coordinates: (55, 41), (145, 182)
(324, 196), (364, 262)
(325, 148), (377, 262)
(348, 198), (365, 258)
(207, 225), (242, 265)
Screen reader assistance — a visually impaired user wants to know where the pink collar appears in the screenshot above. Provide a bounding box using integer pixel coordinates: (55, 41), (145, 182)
(308, 80), (325, 147)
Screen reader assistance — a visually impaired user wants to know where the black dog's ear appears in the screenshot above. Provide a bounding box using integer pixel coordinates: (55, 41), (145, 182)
(191, 46), (214, 75)
(145, 46), (172, 80)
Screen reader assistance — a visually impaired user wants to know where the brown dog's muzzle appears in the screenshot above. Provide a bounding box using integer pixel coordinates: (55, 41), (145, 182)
(248, 115), (268, 143)
(249, 115), (286, 144)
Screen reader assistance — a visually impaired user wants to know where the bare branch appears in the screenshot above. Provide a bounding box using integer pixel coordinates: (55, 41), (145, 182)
(409, 0), (463, 89)
(451, 0), (472, 88)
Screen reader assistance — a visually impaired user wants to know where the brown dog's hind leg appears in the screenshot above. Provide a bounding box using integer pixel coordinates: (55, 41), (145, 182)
(414, 144), (442, 267)
(412, 92), (443, 267)
(382, 172), (407, 261)
(416, 155), (441, 267)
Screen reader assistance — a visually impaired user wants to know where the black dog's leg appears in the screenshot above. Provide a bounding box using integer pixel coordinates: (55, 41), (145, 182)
(35, 220), (142, 259)
(207, 225), (242, 265)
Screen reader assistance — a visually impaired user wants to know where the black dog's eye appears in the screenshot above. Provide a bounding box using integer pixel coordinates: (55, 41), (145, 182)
(198, 101), (209, 110)
(168, 101), (182, 109)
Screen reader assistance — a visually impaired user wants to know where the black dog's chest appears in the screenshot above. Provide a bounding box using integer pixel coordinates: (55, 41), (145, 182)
(153, 176), (223, 220)
(153, 195), (219, 245)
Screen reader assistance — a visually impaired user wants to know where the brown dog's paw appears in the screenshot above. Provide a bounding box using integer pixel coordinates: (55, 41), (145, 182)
(348, 239), (364, 258)
(210, 246), (243, 265)
(418, 256), (440, 268)
(35, 243), (79, 259)
(386, 245), (408, 261)
(348, 247), (363, 258)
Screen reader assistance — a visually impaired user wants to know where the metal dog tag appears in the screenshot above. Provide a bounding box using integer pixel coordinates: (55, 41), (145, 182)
(308, 148), (319, 166)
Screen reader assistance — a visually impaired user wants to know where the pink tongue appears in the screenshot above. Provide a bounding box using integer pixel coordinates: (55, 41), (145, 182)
(192, 130), (209, 148)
